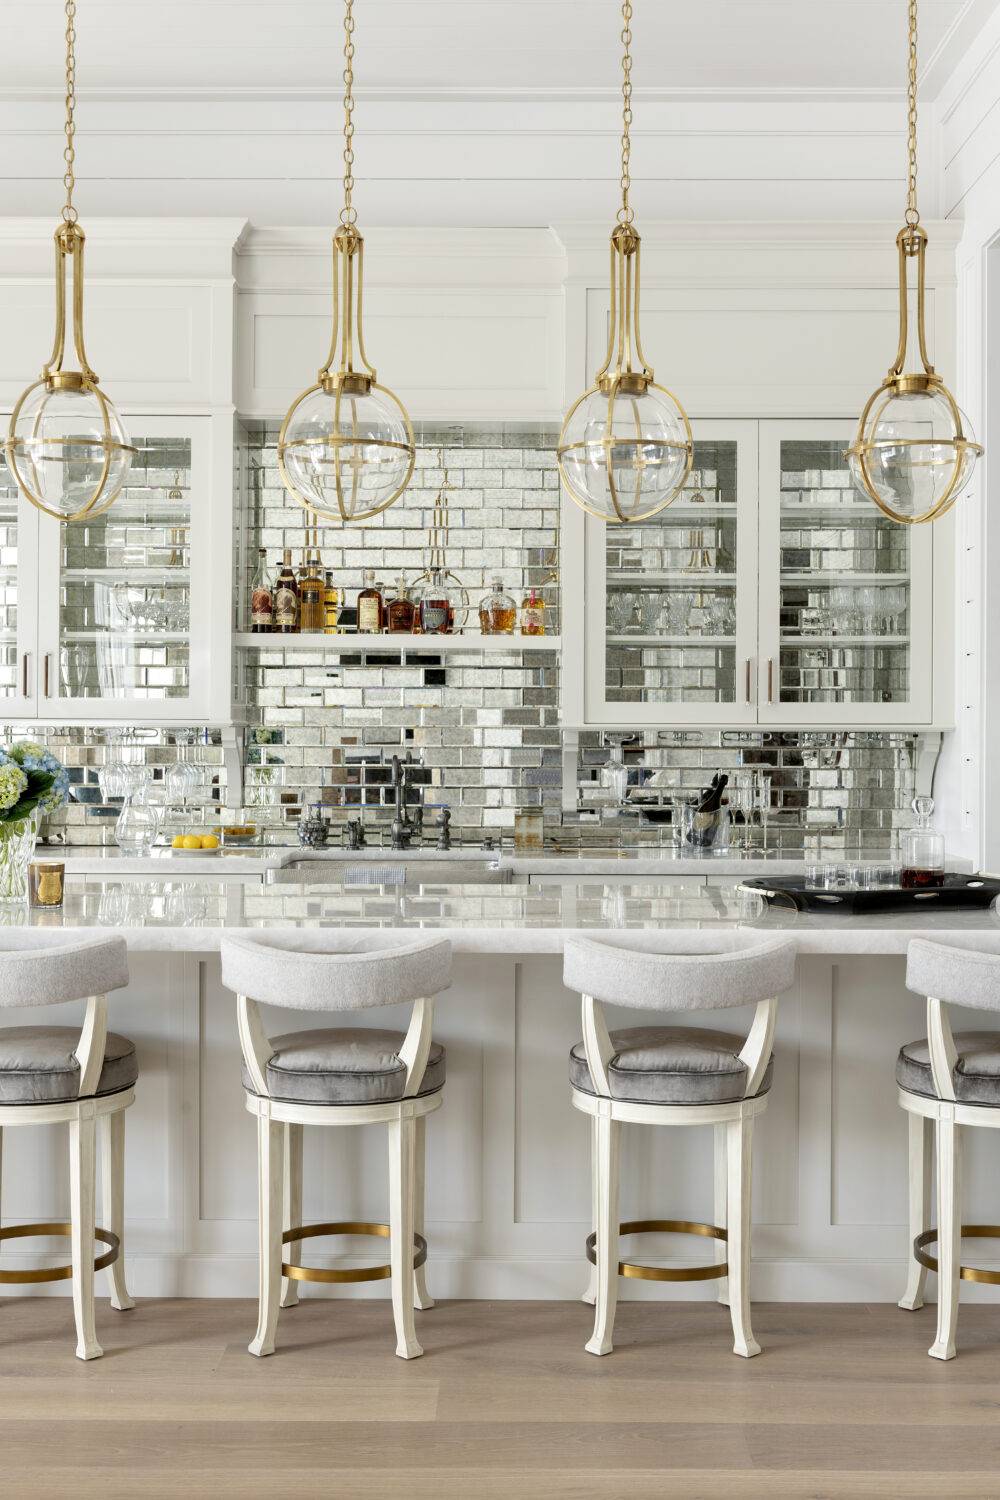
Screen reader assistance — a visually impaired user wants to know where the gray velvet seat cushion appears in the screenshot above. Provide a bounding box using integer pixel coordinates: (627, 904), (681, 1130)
(0, 1026), (138, 1104)
(569, 1025), (773, 1105)
(243, 1027), (446, 1105)
(897, 1031), (1000, 1105)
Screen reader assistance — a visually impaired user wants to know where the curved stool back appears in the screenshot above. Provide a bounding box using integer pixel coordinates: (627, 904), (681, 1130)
(0, 932), (133, 1360)
(563, 933), (796, 1362)
(898, 939), (1000, 1361)
(220, 931), (452, 1363)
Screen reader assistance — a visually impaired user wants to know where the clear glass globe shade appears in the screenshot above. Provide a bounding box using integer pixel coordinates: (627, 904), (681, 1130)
(280, 384), (413, 522)
(6, 384), (131, 519)
(559, 384), (690, 521)
(849, 386), (980, 523)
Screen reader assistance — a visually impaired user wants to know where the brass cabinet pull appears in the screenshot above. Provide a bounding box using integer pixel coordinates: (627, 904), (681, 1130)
(744, 658), (752, 703)
(767, 658), (774, 703)
(21, 653), (29, 697)
(43, 653), (50, 697)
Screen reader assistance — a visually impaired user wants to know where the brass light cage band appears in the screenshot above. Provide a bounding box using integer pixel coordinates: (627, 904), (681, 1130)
(281, 1220), (427, 1284)
(585, 1218), (728, 1283)
(0, 1221), (119, 1285)
(914, 1225), (1000, 1286)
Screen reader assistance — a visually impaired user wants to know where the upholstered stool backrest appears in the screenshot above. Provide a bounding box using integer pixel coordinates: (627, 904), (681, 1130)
(220, 930), (452, 1012)
(0, 931), (129, 1008)
(906, 939), (1000, 1012)
(563, 933), (796, 1011)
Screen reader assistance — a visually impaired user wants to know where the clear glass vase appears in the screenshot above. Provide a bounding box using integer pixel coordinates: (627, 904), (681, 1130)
(0, 813), (39, 903)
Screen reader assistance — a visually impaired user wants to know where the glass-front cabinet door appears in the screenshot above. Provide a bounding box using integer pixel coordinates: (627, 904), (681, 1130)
(584, 421), (759, 725)
(757, 421), (934, 725)
(0, 463), (39, 717)
(36, 417), (212, 721)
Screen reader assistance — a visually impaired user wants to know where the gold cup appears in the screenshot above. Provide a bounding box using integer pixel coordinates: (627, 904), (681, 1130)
(28, 861), (65, 908)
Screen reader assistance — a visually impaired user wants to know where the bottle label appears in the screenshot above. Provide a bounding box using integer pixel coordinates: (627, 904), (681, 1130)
(421, 602), (449, 633)
(274, 586), (298, 626)
(358, 597), (381, 633)
(251, 587), (273, 626)
(522, 605), (544, 633)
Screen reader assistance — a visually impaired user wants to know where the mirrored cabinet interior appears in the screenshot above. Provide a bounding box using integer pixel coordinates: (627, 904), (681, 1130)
(2, 416), (218, 721)
(572, 418), (940, 728)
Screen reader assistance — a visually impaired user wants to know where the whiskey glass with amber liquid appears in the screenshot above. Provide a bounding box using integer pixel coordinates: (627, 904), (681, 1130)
(900, 796), (945, 888)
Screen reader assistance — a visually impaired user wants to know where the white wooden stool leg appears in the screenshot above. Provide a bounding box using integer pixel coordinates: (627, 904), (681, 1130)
(388, 1112), (422, 1359)
(249, 1114), (283, 1358)
(69, 1108), (101, 1361)
(582, 1115), (599, 1306)
(413, 1114), (434, 1311)
(586, 1112), (621, 1357)
(280, 1122), (303, 1310)
(714, 1121), (729, 1306)
(930, 1114), (962, 1361)
(727, 1113), (760, 1359)
(899, 1110), (932, 1311)
(99, 1110), (134, 1312)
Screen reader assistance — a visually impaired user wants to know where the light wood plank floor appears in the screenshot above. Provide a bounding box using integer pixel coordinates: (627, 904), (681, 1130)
(2, 1298), (1000, 1499)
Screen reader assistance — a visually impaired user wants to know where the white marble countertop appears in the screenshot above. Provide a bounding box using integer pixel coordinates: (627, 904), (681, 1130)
(38, 846), (975, 879)
(10, 871), (1000, 957)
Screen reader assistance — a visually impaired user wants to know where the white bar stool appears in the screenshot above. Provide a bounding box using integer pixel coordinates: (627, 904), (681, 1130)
(221, 930), (451, 1361)
(565, 933), (796, 1359)
(897, 938), (1000, 1360)
(0, 932), (136, 1360)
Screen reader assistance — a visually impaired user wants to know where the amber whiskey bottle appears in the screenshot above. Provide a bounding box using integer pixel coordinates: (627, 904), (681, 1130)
(357, 568), (384, 633)
(273, 549), (300, 633)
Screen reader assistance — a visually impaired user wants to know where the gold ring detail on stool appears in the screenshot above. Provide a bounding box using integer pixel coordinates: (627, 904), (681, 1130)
(0, 1222), (120, 1285)
(914, 1225), (1000, 1285)
(586, 1218), (728, 1283)
(281, 1220), (428, 1284)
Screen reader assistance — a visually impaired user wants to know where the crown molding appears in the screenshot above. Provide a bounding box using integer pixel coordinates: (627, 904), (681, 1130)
(0, 217), (250, 279)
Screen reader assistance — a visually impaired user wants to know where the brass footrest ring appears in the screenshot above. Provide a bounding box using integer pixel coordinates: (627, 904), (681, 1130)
(586, 1218), (728, 1283)
(914, 1225), (1000, 1285)
(0, 1222), (120, 1285)
(281, 1221), (427, 1285)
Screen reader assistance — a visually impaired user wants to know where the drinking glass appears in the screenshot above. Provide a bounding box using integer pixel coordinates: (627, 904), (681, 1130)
(114, 802), (161, 857)
(729, 769), (755, 855)
(753, 771), (772, 850)
(804, 863), (825, 890)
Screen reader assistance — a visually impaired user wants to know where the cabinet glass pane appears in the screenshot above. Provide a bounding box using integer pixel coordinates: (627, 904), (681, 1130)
(605, 441), (737, 705)
(0, 471), (19, 700)
(778, 440), (909, 706)
(57, 437), (192, 699)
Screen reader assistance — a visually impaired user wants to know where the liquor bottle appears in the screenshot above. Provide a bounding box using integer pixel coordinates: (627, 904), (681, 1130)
(418, 567), (454, 635)
(250, 547), (273, 633)
(520, 586), (546, 636)
(273, 549), (300, 634)
(299, 548), (324, 632)
(357, 569), (384, 634)
(479, 576), (516, 635)
(322, 570), (341, 634)
(901, 796), (945, 888)
(387, 576), (416, 634)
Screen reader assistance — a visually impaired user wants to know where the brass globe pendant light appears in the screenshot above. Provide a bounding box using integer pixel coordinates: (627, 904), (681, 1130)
(557, 0), (692, 524)
(3, 0), (134, 524)
(278, 0), (415, 525)
(847, 0), (983, 524)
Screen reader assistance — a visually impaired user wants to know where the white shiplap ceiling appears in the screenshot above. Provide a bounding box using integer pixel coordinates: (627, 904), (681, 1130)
(0, 0), (996, 225)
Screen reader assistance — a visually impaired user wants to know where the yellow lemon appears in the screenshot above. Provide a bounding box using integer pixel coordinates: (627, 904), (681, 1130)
(171, 834), (186, 849)
(200, 834), (220, 850)
(181, 835), (202, 850)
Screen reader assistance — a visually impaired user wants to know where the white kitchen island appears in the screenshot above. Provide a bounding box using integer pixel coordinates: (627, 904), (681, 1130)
(2, 871), (1000, 1306)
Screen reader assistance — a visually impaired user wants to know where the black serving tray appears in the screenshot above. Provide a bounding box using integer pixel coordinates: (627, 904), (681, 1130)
(738, 873), (1000, 914)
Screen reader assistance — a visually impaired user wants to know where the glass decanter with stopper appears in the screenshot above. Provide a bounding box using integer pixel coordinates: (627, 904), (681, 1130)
(417, 567), (455, 634)
(478, 576), (516, 635)
(900, 796), (945, 889)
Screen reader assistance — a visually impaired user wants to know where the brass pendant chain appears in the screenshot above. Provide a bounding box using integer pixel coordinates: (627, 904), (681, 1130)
(618, 0), (634, 225)
(340, 0), (357, 226)
(62, 0), (78, 224)
(905, 0), (919, 228)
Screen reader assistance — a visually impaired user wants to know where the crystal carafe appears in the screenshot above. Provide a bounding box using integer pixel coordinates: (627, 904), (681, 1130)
(900, 796), (945, 888)
(478, 576), (516, 635)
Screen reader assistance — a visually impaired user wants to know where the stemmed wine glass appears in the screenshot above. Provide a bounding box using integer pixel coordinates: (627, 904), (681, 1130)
(729, 769), (755, 855)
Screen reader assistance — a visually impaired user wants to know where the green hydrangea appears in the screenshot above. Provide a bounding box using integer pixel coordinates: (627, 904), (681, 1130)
(0, 763), (28, 813)
(7, 740), (45, 763)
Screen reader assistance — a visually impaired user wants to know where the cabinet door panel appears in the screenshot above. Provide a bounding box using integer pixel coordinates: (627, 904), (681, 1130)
(0, 457), (39, 717)
(36, 417), (212, 721)
(757, 421), (934, 726)
(583, 420), (759, 725)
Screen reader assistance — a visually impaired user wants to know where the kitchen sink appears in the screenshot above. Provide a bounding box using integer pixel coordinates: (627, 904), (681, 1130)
(272, 856), (511, 886)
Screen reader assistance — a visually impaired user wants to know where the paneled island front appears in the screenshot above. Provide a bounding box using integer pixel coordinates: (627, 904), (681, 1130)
(3, 870), (1000, 1305)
